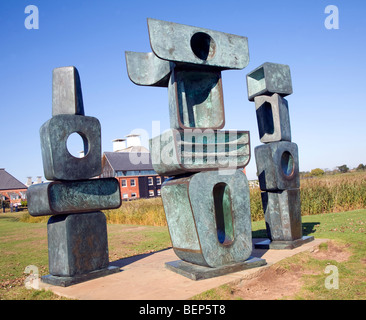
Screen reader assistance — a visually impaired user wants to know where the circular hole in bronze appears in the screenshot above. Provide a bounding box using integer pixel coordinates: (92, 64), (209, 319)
(190, 32), (216, 61)
(66, 132), (89, 158)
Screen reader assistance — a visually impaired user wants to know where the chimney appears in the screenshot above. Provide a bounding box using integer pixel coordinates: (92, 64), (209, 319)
(112, 139), (126, 152)
(126, 134), (141, 148)
(36, 176), (42, 184)
(26, 177), (32, 186)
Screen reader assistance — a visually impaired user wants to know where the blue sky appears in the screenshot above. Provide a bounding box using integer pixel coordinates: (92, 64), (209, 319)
(0, 0), (365, 182)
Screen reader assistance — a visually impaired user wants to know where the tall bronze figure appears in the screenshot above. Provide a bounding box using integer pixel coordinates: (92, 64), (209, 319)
(246, 62), (314, 249)
(126, 19), (266, 280)
(27, 67), (121, 286)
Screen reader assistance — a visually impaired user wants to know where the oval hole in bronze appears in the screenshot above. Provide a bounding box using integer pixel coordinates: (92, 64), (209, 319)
(213, 182), (234, 245)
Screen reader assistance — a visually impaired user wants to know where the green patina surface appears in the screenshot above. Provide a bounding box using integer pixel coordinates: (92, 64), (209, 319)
(175, 70), (223, 129)
(161, 181), (200, 251)
(161, 170), (252, 268)
(49, 179), (121, 213)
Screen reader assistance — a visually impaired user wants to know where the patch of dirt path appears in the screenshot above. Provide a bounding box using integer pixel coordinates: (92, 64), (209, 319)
(233, 264), (305, 300)
(310, 240), (351, 262)
(231, 241), (351, 300)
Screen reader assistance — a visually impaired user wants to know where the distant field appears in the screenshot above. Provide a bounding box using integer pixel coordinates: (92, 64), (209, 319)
(250, 171), (366, 221)
(20, 172), (366, 226)
(103, 171), (366, 224)
(106, 171), (366, 224)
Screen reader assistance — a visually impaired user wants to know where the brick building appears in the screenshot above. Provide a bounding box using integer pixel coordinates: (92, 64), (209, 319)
(101, 136), (167, 200)
(0, 168), (28, 207)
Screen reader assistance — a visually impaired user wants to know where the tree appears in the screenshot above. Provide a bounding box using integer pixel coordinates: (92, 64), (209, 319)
(356, 164), (365, 171)
(310, 168), (325, 177)
(337, 165), (349, 173)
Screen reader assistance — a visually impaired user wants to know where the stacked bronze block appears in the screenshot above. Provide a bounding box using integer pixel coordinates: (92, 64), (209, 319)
(246, 63), (314, 249)
(27, 67), (121, 286)
(126, 19), (266, 280)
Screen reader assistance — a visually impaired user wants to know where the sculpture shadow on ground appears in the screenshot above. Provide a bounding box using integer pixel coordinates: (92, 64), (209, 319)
(109, 247), (173, 269)
(252, 222), (319, 240)
(302, 222), (319, 236)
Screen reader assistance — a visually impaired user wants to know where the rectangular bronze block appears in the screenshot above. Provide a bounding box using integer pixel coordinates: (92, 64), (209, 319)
(40, 114), (101, 180)
(27, 178), (121, 216)
(147, 18), (249, 70)
(52, 66), (85, 116)
(125, 51), (173, 87)
(261, 189), (302, 242)
(255, 141), (299, 191)
(165, 257), (266, 281)
(168, 69), (225, 129)
(254, 93), (291, 143)
(161, 169), (252, 268)
(150, 129), (250, 176)
(254, 236), (314, 250)
(47, 212), (110, 277)
(247, 62), (292, 101)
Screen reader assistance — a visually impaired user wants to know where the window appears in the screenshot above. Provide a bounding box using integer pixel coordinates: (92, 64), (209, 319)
(125, 170), (140, 176)
(121, 179), (127, 187)
(148, 177), (154, 186)
(123, 193), (128, 199)
(149, 190), (155, 197)
(156, 177), (161, 185)
(124, 170), (156, 176)
(157, 189), (161, 196)
(143, 170), (156, 175)
(131, 193), (137, 198)
(130, 179), (136, 187)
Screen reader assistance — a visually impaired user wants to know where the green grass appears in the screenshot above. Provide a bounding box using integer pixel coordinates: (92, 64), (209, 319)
(0, 214), (52, 299)
(2, 209), (365, 300)
(107, 224), (171, 261)
(0, 212), (171, 300)
(251, 209), (366, 241)
(298, 210), (366, 300)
